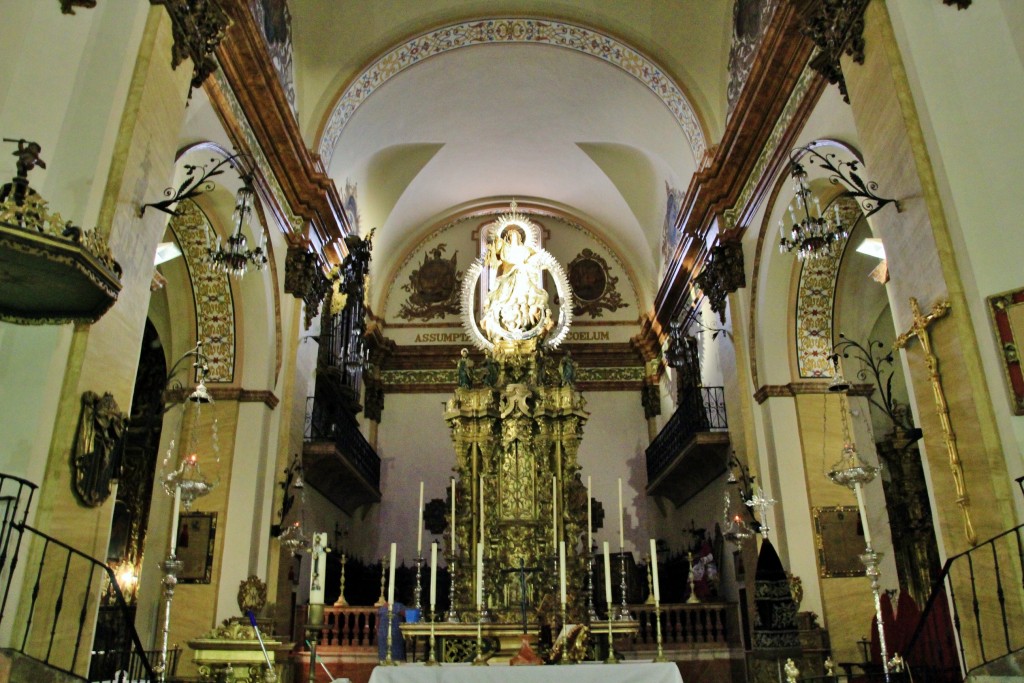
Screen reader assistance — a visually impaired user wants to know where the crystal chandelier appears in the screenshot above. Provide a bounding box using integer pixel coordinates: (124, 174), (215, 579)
(779, 146), (896, 261)
(207, 178), (267, 277)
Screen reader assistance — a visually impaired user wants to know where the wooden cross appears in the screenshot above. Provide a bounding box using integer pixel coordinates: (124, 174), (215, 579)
(894, 297), (976, 545)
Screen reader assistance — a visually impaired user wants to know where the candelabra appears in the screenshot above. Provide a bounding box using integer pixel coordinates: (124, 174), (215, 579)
(686, 552), (701, 605)
(382, 603), (398, 666)
(413, 556), (424, 610)
(604, 617), (617, 664)
(375, 557), (388, 607)
(426, 609), (439, 666)
(558, 603), (569, 665)
(653, 601), (666, 662)
(473, 611), (488, 665)
(586, 547), (598, 621)
(333, 552), (348, 606)
(617, 553), (631, 620)
(861, 548), (891, 682)
(446, 557), (459, 622)
(154, 556), (183, 682)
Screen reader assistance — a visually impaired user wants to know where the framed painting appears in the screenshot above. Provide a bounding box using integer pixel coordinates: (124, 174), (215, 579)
(988, 288), (1024, 415)
(175, 511), (217, 584)
(813, 506), (866, 578)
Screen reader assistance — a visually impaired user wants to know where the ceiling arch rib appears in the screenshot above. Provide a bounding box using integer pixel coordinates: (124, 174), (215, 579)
(315, 17), (708, 166)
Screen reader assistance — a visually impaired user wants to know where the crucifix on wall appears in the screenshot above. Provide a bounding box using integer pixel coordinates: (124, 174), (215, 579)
(894, 296), (976, 546)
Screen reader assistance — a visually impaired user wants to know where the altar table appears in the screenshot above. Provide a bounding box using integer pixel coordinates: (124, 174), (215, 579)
(368, 661), (683, 683)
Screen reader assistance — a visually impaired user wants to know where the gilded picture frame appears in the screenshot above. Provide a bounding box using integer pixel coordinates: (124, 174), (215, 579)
(987, 287), (1024, 415)
(176, 511), (217, 584)
(813, 506), (866, 578)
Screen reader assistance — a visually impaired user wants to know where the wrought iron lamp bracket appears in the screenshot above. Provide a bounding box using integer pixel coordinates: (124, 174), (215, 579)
(791, 146), (898, 219)
(140, 152), (255, 218)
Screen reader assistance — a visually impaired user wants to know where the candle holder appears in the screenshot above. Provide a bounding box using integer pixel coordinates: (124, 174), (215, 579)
(382, 603), (399, 666)
(333, 552), (348, 607)
(861, 547), (891, 683)
(304, 604), (324, 683)
(558, 603), (571, 665)
(375, 557), (388, 607)
(586, 547), (598, 621)
(426, 609), (439, 666)
(653, 601), (666, 662)
(617, 553), (631, 620)
(155, 555), (183, 682)
(446, 557), (460, 622)
(686, 552), (701, 605)
(604, 617), (617, 664)
(414, 556), (424, 610)
(473, 612), (488, 665)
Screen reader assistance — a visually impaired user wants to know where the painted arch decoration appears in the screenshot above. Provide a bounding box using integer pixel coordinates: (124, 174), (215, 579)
(317, 18), (707, 164)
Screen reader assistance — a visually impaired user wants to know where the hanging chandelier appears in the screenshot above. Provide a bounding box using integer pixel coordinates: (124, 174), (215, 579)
(207, 177), (267, 277)
(779, 146), (896, 261)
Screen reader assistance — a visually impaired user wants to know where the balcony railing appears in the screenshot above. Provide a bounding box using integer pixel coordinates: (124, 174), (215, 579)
(304, 397), (381, 492)
(645, 388), (729, 504)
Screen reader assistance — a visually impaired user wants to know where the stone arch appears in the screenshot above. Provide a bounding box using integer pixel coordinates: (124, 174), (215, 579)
(315, 18), (707, 165)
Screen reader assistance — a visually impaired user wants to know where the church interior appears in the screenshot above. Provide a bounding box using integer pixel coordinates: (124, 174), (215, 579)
(1, 1), (1023, 682)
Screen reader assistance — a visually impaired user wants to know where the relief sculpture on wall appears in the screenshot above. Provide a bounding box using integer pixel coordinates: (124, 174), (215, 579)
(398, 243), (462, 321)
(568, 248), (628, 318)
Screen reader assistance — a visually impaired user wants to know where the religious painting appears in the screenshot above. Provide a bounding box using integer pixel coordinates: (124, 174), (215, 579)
(987, 287), (1024, 415)
(176, 512), (217, 583)
(727, 0), (778, 116)
(813, 506), (866, 578)
(660, 183), (686, 269)
(249, 0), (296, 115)
(398, 243), (462, 321)
(567, 249), (628, 318)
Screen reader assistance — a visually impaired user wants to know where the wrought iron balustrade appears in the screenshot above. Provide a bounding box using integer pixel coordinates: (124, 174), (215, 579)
(902, 522), (1024, 682)
(0, 519), (154, 681)
(304, 396), (381, 492)
(646, 386), (728, 483)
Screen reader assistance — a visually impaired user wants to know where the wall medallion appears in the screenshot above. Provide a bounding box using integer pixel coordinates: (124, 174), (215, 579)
(398, 243), (462, 321)
(988, 287), (1024, 415)
(72, 391), (128, 507)
(568, 249), (627, 318)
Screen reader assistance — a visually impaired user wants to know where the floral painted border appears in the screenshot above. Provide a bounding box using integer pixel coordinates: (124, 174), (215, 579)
(170, 201), (236, 382)
(317, 18), (706, 164)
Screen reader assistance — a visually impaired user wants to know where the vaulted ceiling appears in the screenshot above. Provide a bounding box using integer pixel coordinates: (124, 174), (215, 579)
(287, 1), (735, 308)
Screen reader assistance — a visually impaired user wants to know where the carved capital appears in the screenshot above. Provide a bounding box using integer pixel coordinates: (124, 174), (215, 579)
(640, 383), (662, 420)
(284, 245), (329, 329)
(799, 0), (870, 103)
(152, 0), (231, 93)
(693, 241), (745, 324)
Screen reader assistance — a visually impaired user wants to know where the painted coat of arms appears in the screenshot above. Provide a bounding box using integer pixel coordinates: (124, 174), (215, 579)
(398, 243), (462, 321)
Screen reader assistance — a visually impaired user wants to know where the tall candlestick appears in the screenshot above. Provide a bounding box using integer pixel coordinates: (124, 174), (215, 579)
(169, 484), (181, 555)
(559, 540), (567, 605)
(587, 476), (592, 550)
(450, 478), (457, 554)
(649, 538), (661, 602)
(617, 478), (625, 549)
(603, 541), (613, 606)
(854, 482), (873, 547)
(476, 541), (484, 609)
(418, 481), (425, 555)
(479, 476), (485, 545)
(387, 543), (397, 604)
(552, 475), (558, 545)
(430, 542), (438, 609)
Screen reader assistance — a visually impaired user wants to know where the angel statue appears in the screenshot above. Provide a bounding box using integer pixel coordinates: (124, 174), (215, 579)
(460, 202), (573, 351)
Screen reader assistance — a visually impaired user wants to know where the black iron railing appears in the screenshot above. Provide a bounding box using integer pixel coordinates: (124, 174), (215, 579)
(0, 473), (38, 630)
(646, 386), (727, 482)
(0, 520), (155, 681)
(305, 396), (381, 490)
(903, 523), (1024, 681)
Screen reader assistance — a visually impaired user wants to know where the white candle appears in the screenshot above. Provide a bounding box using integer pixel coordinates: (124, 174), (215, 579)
(649, 538), (661, 603)
(418, 481), (424, 555)
(479, 476), (485, 545)
(552, 475), (558, 546)
(169, 484), (181, 556)
(854, 482), (873, 548)
(387, 543), (397, 604)
(559, 540), (567, 606)
(450, 478), (456, 554)
(476, 541), (484, 609)
(430, 542), (438, 609)
(603, 541), (613, 606)
(586, 476), (592, 550)
(617, 478), (625, 549)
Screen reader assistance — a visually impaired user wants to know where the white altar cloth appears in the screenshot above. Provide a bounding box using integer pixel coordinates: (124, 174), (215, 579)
(368, 661), (683, 683)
